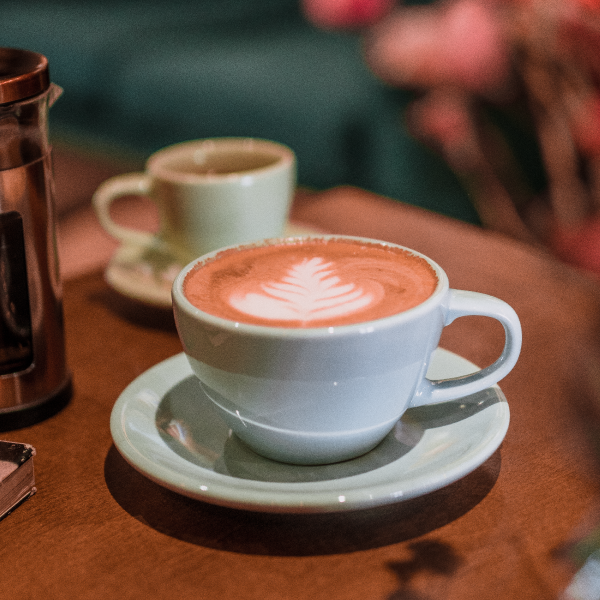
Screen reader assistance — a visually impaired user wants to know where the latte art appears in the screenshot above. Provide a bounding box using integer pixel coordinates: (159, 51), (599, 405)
(230, 257), (377, 323)
(184, 238), (438, 328)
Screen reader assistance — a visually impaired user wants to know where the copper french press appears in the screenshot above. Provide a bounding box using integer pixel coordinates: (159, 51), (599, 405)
(0, 47), (71, 429)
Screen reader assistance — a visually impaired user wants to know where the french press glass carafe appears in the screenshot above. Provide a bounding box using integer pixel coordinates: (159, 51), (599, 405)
(0, 47), (71, 429)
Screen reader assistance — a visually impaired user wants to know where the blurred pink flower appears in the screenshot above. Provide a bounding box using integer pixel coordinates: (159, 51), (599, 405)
(571, 95), (600, 157)
(301, 0), (395, 29)
(304, 0), (600, 272)
(363, 0), (512, 98)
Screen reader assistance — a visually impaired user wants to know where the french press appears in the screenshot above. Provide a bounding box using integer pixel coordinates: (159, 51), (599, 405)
(0, 47), (71, 429)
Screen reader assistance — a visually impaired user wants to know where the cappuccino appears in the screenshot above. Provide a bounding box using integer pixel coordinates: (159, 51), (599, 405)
(173, 234), (521, 464)
(184, 238), (438, 328)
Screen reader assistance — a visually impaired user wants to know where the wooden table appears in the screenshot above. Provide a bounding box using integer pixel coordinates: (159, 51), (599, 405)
(2, 148), (600, 599)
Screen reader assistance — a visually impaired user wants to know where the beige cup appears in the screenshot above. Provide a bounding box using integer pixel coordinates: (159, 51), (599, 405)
(92, 138), (296, 265)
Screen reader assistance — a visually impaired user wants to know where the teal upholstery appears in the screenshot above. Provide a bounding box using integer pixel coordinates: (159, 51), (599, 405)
(0, 1), (479, 223)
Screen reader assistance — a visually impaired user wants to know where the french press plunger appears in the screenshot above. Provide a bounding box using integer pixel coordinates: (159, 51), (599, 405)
(0, 47), (71, 429)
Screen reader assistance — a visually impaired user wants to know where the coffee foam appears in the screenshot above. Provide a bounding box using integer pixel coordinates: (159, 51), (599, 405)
(184, 238), (438, 328)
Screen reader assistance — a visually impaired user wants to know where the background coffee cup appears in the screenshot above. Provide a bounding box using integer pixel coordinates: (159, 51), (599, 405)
(172, 235), (522, 465)
(92, 138), (296, 265)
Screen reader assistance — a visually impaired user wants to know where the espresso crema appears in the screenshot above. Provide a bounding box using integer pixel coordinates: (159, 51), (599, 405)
(184, 238), (438, 328)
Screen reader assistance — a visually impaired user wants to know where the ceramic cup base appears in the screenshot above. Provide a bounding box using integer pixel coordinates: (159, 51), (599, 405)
(211, 398), (399, 465)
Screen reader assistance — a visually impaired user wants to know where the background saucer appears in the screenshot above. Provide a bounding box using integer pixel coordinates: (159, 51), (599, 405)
(104, 222), (324, 308)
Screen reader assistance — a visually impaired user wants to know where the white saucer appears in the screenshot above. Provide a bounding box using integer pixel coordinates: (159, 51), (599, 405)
(110, 349), (509, 513)
(104, 222), (323, 308)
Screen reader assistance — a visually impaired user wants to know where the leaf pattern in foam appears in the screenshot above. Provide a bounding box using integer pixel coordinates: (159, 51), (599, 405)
(230, 257), (373, 323)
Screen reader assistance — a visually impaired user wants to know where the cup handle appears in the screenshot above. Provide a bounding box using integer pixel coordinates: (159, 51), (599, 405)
(410, 290), (522, 407)
(92, 173), (156, 248)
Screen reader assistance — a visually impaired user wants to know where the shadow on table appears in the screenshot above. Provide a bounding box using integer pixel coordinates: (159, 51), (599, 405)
(90, 286), (176, 331)
(104, 444), (500, 556)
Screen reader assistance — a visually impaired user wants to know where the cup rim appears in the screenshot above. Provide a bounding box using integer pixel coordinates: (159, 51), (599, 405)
(172, 235), (449, 338)
(147, 137), (295, 184)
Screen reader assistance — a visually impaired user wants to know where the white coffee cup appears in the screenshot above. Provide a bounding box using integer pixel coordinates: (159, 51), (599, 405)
(172, 235), (522, 465)
(93, 138), (296, 265)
